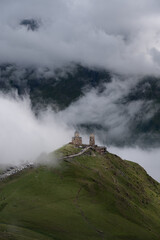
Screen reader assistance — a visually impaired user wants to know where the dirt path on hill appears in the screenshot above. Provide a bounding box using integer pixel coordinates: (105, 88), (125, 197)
(63, 146), (91, 161)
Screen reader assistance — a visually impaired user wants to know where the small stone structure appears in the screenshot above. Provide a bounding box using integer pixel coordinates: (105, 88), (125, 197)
(71, 131), (107, 154)
(72, 131), (82, 146)
(89, 134), (95, 146)
(95, 146), (107, 155)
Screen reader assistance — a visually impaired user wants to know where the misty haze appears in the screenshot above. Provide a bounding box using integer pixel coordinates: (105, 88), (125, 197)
(0, 1), (160, 240)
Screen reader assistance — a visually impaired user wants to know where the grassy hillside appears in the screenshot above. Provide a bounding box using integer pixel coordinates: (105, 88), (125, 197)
(0, 144), (160, 240)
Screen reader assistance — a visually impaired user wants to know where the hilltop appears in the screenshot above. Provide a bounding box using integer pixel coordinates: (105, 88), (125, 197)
(0, 144), (160, 240)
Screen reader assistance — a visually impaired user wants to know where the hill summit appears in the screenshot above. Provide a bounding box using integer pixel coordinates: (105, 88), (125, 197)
(0, 144), (160, 240)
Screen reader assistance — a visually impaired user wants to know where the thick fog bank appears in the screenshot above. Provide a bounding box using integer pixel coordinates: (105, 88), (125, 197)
(1, 0), (160, 75)
(0, 94), (73, 166)
(0, 93), (159, 182)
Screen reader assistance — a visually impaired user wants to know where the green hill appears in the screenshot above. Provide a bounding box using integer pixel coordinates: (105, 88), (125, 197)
(0, 144), (160, 240)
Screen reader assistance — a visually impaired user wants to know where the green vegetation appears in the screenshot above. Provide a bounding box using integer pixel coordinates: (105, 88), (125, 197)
(50, 144), (82, 159)
(0, 144), (160, 240)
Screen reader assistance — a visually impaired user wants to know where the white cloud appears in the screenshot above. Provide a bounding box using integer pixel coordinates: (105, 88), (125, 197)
(0, 93), (73, 166)
(1, 0), (160, 74)
(58, 76), (146, 143)
(0, 92), (159, 182)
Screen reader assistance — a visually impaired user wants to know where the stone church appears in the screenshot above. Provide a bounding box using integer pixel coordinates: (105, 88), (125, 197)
(71, 131), (107, 154)
(72, 131), (95, 146)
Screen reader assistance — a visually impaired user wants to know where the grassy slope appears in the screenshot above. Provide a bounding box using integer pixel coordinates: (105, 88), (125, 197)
(0, 144), (160, 240)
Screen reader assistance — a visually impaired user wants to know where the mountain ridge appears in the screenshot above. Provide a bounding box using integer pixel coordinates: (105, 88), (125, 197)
(0, 144), (160, 240)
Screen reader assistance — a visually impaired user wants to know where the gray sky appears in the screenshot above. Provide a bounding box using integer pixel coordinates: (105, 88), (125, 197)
(1, 0), (160, 75)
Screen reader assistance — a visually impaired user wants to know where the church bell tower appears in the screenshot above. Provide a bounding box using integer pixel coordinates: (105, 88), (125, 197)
(89, 134), (95, 146)
(72, 131), (82, 146)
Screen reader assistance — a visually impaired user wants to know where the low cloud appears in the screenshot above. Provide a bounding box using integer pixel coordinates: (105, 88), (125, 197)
(0, 93), (159, 182)
(59, 75), (156, 146)
(0, 93), (73, 166)
(1, 0), (160, 75)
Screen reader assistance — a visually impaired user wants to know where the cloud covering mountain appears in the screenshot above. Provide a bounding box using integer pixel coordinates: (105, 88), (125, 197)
(0, 92), (160, 181)
(0, 93), (73, 166)
(1, 0), (160, 75)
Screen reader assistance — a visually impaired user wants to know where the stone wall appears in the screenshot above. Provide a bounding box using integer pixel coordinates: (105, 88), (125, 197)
(95, 146), (107, 155)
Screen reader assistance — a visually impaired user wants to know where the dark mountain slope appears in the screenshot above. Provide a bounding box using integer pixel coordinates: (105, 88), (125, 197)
(0, 64), (111, 110)
(1, 63), (160, 146)
(0, 144), (160, 240)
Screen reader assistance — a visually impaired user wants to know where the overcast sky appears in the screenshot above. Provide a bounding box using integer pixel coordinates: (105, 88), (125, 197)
(1, 0), (160, 75)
